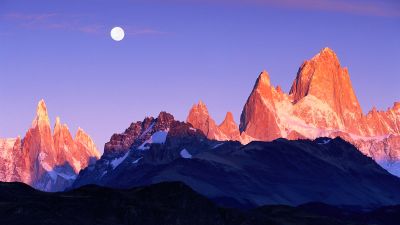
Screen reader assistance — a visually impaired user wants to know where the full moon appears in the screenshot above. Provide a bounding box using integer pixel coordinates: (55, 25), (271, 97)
(110, 27), (125, 41)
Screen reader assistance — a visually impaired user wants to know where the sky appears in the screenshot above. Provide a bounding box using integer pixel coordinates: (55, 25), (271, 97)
(1, 0), (399, 154)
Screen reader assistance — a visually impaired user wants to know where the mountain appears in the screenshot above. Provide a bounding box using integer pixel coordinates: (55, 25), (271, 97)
(188, 47), (400, 176)
(187, 100), (229, 140)
(0, 100), (100, 191)
(2, 181), (400, 225)
(72, 111), (400, 208)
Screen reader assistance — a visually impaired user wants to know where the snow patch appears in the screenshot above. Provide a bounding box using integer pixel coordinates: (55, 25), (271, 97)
(132, 157), (143, 164)
(72, 157), (81, 172)
(139, 122), (155, 139)
(212, 143), (224, 149)
(348, 133), (391, 142)
(378, 160), (400, 177)
(100, 171), (107, 178)
(180, 149), (192, 159)
(111, 151), (130, 169)
(274, 95), (343, 139)
(38, 152), (47, 161)
(318, 139), (331, 145)
(41, 162), (52, 172)
(138, 130), (169, 150)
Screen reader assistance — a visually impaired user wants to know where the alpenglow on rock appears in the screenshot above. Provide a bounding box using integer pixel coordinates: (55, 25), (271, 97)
(0, 100), (100, 191)
(72, 110), (400, 209)
(187, 47), (400, 176)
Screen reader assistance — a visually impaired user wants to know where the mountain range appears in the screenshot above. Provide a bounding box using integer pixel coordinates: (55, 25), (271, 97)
(0, 100), (100, 191)
(72, 111), (400, 208)
(187, 47), (400, 176)
(1, 47), (399, 209)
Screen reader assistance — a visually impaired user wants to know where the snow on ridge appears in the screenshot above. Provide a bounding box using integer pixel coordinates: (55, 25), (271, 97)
(72, 157), (81, 172)
(139, 122), (155, 139)
(274, 95), (344, 139)
(138, 130), (169, 150)
(180, 149), (192, 159)
(0, 138), (16, 149)
(378, 160), (400, 177)
(318, 139), (331, 145)
(41, 162), (77, 181)
(212, 143), (224, 149)
(132, 157), (143, 164)
(347, 133), (391, 142)
(111, 151), (130, 169)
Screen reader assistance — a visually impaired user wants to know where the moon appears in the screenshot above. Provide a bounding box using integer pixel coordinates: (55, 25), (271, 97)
(110, 27), (125, 41)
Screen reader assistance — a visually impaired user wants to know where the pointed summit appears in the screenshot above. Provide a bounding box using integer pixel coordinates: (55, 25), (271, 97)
(254, 70), (272, 91)
(393, 102), (400, 111)
(55, 116), (61, 126)
(37, 99), (48, 116)
(311, 47), (340, 64)
(75, 128), (100, 159)
(240, 70), (281, 140)
(223, 112), (235, 123)
(187, 101), (226, 140)
(218, 112), (240, 141)
(289, 47), (366, 134)
(32, 99), (50, 128)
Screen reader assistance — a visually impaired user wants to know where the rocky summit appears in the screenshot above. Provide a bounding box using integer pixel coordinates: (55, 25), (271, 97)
(73, 111), (400, 209)
(0, 100), (100, 191)
(187, 47), (400, 176)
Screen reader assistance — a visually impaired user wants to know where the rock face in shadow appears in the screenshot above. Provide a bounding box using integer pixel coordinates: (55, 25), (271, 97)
(1, 181), (400, 225)
(73, 112), (400, 209)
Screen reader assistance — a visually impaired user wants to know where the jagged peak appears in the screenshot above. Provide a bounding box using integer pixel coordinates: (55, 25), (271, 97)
(37, 99), (48, 118)
(257, 70), (271, 87)
(224, 112), (235, 123)
(393, 102), (400, 111)
(54, 116), (61, 128)
(198, 100), (206, 107)
(54, 116), (69, 132)
(76, 127), (85, 135)
(157, 111), (175, 121)
(75, 127), (89, 141)
(219, 111), (237, 127)
(74, 127), (100, 158)
(189, 100), (209, 115)
(310, 47), (340, 64)
(31, 99), (50, 128)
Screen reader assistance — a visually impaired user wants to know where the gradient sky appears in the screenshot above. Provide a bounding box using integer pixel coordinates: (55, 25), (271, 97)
(1, 0), (399, 153)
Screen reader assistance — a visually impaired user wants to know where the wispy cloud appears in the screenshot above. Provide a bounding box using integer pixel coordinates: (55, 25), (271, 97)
(124, 27), (168, 36)
(3, 12), (58, 21)
(2, 12), (103, 34)
(249, 0), (400, 18)
(154, 0), (400, 18)
(2, 12), (166, 36)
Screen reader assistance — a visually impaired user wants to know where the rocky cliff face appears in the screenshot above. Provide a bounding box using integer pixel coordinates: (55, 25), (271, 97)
(72, 109), (400, 208)
(218, 112), (241, 141)
(0, 100), (100, 191)
(187, 101), (230, 140)
(187, 47), (400, 176)
(239, 70), (282, 141)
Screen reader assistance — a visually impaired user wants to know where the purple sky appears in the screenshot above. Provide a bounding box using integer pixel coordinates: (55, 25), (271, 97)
(1, 0), (399, 153)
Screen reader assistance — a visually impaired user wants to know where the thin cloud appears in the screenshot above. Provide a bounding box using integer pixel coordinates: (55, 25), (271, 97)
(146, 0), (400, 18)
(2, 12), (166, 36)
(124, 27), (168, 36)
(250, 0), (400, 18)
(2, 12), (101, 34)
(3, 12), (58, 21)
